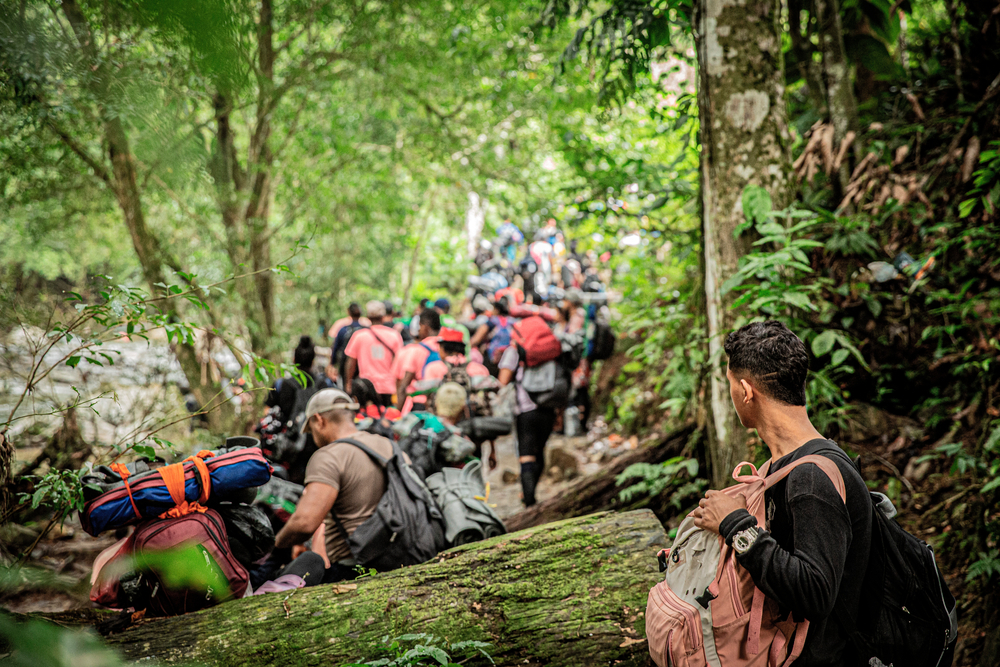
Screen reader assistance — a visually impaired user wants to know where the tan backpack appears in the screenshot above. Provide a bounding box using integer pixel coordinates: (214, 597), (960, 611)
(646, 456), (846, 667)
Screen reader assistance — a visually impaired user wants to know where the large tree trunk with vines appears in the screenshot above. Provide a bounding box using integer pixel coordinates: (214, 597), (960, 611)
(695, 0), (792, 489)
(100, 511), (665, 666)
(506, 426), (695, 532)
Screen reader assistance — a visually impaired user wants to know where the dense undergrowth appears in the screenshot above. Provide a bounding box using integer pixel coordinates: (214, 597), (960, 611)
(595, 3), (1000, 662)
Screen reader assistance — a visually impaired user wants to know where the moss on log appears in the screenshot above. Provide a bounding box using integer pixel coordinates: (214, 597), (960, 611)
(105, 510), (666, 666)
(507, 426), (695, 532)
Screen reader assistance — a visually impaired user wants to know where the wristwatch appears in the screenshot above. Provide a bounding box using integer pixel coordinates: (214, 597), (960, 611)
(732, 526), (760, 555)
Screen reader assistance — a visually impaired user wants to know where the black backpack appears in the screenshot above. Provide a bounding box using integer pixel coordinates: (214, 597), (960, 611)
(588, 320), (615, 361)
(397, 418), (454, 480)
(840, 493), (958, 667)
(811, 446), (959, 667)
(330, 437), (446, 572)
(335, 322), (366, 378)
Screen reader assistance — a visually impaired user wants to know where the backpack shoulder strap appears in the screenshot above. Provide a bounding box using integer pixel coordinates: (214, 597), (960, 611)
(762, 453), (847, 503)
(334, 437), (389, 468)
(368, 327), (397, 361)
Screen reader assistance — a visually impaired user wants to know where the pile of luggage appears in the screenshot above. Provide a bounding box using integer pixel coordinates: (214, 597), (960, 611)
(85, 437), (276, 616)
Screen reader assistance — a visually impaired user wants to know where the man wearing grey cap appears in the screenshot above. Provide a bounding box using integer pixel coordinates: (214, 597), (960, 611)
(274, 388), (404, 582)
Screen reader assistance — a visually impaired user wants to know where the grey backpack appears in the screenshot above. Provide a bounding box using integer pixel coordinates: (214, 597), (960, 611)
(331, 438), (447, 572)
(425, 461), (506, 547)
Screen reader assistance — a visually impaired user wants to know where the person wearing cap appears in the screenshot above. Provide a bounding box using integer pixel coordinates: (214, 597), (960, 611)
(274, 388), (407, 583)
(424, 328), (490, 383)
(434, 297), (470, 345)
(344, 300), (404, 406)
(392, 309), (442, 411)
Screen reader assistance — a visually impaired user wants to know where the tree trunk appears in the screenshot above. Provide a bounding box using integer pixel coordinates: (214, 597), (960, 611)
(59, 0), (232, 433)
(695, 0), (791, 489)
(208, 0), (278, 361)
(814, 0), (860, 192)
(0, 433), (12, 524)
(102, 510), (665, 666)
(506, 426), (694, 532)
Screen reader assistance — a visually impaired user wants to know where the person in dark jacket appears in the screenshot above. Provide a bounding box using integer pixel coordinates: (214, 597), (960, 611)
(691, 321), (872, 667)
(265, 336), (316, 426)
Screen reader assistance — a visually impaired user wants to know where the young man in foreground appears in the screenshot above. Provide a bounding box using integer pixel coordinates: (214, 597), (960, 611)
(691, 321), (872, 667)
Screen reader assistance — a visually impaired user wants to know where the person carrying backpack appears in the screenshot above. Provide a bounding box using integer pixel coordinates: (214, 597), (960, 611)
(497, 316), (564, 507)
(682, 321), (916, 667)
(264, 336), (316, 427)
(330, 303), (368, 380)
(392, 309), (442, 412)
(274, 388), (444, 582)
(470, 295), (516, 373)
(344, 301), (404, 406)
(424, 328), (491, 407)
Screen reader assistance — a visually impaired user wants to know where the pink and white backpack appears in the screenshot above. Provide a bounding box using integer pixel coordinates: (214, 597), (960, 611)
(646, 456), (846, 667)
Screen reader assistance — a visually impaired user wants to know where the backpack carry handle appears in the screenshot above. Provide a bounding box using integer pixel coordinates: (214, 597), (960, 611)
(732, 461), (761, 484)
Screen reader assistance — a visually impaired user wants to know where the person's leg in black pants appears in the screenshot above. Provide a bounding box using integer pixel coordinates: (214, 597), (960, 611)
(515, 407), (556, 506)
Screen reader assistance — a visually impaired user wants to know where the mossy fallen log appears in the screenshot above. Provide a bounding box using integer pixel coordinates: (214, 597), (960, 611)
(507, 426), (695, 532)
(104, 510), (666, 666)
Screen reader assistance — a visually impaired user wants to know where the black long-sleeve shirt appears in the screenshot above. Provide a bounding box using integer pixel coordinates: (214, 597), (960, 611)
(719, 439), (872, 667)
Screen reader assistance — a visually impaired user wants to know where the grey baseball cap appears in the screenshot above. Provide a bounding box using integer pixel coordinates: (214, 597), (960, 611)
(302, 388), (360, 434)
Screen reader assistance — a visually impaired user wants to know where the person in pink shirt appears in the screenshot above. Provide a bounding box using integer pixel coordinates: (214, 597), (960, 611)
(423, 327), (490, 381)
(343, 300), (403, 406)
(392, 310), (442, 411)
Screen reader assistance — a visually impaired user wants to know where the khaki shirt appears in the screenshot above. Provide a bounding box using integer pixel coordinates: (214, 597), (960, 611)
(303, 431), (398, 563)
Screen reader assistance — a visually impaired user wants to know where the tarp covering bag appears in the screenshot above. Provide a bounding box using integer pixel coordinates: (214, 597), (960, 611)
(425, 460), (506, 547)
(90, 508), (249, 617)
(510, 315), (562, 367)
(81, 444), (272, 536)
(330, 437), (447, 572)
(646, 456), (847, 667)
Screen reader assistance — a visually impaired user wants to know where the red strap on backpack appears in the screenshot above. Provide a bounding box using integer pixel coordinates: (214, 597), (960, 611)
(157, 450), (214, 519)
(109, 463), (141, 520)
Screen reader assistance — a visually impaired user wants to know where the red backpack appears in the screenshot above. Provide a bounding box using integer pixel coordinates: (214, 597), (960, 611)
(90, 454), (249, 616)
(510, 316), (562, 367)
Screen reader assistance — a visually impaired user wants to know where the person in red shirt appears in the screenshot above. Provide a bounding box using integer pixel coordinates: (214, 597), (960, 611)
(392, 310), (442, 411)
(424, 327), (490, 381)
(343, 300), (404, 406)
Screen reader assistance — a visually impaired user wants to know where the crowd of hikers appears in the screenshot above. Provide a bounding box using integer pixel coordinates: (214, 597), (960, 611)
(77, 219), (960, 667)
(82, 222), (615, 616)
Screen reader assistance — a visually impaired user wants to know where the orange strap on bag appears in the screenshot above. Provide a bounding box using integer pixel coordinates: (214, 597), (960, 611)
(157, 450), (214, 519)
(109, 463), (141, 520)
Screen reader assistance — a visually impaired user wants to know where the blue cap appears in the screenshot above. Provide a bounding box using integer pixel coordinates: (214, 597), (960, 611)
(434, 298), (451, 311)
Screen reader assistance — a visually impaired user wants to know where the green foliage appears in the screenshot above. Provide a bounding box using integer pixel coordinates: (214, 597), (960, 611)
(616, 456), (705, 507)
(343, 634), (495, 667)
(959, 141), (1000, 220)
(17, 469), (87, 524)
(124, 545), (233, 600)
(0, 613), (127, 667)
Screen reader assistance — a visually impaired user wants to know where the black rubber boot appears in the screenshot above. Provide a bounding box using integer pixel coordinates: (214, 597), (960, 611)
(520, 461), (541, 507)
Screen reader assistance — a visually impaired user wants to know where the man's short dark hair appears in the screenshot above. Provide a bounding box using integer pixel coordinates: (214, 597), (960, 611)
(348, 302), (362, 319)
(724, 321), (808, 406)
(420, 309), (441, 332)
